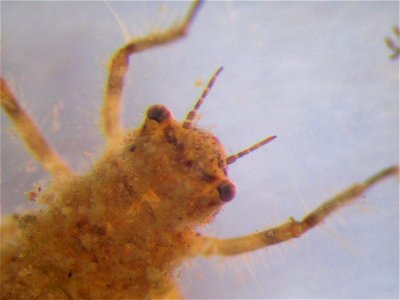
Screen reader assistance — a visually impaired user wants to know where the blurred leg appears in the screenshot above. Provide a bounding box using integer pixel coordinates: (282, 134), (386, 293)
(198, 166), (398, 256)
(1, 78), (73, 178)
(102, 0), (203, 143)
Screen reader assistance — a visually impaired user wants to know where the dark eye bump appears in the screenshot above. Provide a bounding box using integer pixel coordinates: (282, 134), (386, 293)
(147, 105), (171, 123)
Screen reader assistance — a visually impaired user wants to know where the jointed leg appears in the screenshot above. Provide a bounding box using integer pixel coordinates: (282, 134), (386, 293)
(102, 0), (203, 143)
(1, 79), (73, 178)
(198, 165), (398, 257)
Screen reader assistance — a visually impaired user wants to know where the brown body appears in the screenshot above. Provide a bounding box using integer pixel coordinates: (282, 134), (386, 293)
(1, 112), (232, 299)
(1, 1), (397, 299)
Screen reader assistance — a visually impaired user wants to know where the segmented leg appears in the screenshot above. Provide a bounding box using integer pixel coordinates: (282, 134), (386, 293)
(198, 165), (398, 257)
(0, 78), (73, 178)
(102, 0), (203, 143)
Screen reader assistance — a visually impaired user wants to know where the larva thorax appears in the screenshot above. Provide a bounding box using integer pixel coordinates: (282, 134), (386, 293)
(54, 104), (236, 297)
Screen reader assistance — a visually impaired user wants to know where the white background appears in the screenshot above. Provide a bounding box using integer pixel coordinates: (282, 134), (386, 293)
(1, 1), (398, 299)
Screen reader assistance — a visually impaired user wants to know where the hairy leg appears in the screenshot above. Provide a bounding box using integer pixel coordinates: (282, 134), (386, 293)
(0, 79), (73, 178)
(197, 165), (398, 257)
(102, 0), (203, 143)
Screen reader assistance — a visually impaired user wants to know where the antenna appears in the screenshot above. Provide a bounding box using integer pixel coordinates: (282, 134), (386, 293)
(225, 135), (277, 165)
(183, 67), (223, 129)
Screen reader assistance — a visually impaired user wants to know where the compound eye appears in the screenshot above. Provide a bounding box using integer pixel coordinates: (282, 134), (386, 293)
(217, 180), (236, 202)
(147, 105), (171, 123)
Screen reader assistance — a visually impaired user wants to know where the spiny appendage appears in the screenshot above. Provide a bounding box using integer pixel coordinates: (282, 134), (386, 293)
(182, 66), (223, 129)
(385, 26), (400, 60)
(0, 78), (72, 177)
(102, 0), (204, 143)
(225, 135), (277, 165)
(180, 66), (277, 164)
(200, 165), (398, 257)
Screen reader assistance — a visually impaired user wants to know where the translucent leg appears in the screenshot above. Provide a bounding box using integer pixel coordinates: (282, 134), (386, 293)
(102, 0), (203, 143)
(198, 165), (398, 257)
(1, 79), (73, 178)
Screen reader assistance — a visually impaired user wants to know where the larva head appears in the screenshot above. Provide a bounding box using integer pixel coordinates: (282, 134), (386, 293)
(124, 104), (235, 227)
(118, 68), (275, 228)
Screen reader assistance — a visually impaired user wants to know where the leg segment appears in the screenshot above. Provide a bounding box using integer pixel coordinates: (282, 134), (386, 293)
(102, 0), (203, 143)
(1, 79), (73, 177)
(198, 165), (398, 257)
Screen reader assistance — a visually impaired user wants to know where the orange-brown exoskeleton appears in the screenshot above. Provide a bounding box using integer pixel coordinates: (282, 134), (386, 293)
(1, 1), (398, 299)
